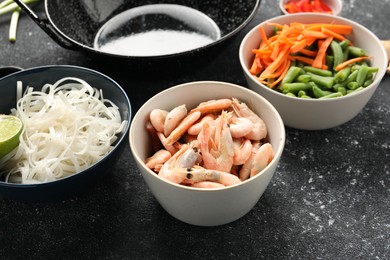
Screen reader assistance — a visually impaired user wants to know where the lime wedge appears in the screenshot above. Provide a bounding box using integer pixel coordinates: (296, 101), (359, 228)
(0, 115), (23, 159)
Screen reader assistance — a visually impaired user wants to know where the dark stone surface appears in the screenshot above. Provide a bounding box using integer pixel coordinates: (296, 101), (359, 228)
(0, 0), (389, 259)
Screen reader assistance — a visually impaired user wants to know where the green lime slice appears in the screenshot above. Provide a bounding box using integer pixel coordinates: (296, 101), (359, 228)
(0, 115), (23, 159)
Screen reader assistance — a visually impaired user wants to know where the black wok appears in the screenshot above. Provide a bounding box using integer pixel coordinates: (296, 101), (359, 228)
(15, 0), (261, 73)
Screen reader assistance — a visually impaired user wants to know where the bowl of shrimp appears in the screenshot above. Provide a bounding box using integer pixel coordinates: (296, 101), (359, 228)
(129, 81), (285, 226)
(239, 13), (388, 130)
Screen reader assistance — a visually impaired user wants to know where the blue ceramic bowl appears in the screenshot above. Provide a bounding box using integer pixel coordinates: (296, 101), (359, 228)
(0, 65), (132, 201)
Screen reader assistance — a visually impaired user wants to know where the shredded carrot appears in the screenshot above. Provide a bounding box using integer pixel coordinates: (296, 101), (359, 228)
(290, 39), (307, 53)
(249, 21), (355, 88)
(312, 36), (333, 69)
(259, 26), (272, 50)
(335, 56), (370, 71)
(306, 24), (353, 35)
(299, 48), (317, 57)
(289, 55), (314, 66)
(321, 27), (346, 42)
(302, 30), (329, 39)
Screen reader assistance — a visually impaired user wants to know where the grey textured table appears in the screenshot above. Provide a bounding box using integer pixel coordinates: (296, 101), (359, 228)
(1, 0), (389, 259)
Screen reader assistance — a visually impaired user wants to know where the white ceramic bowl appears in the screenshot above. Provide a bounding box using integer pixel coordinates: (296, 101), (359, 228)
(239, 13), (388, 130)
(279, 0), (343, 16)
(129, 81), (285, 226)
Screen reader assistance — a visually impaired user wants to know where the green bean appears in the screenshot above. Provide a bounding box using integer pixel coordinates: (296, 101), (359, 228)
(306, 72), (334, 90)
(297, 90), (307, 97)
(363, 78), (373, 88)
(300, 95), (312, 99)
(352, 65), (379, 73)
(312, 85), (332, 98)
(330, 40), (344, 70)
(347, 81), (360, 90)
(334, 66), (351, 83)
(303, 66), (333, 77)
(326, 55), (334, 70)
(337, 86), (347, 95)
(348, 46), (366, 57)
(296, 74), (311, 83)
(347, 86), (364, 95)
(339, 39), (351, 50)
(319, 92), (343, 99)
(282, 82), (314, 94)
(356, 65), (370, 86)
(343, 47), (350, 62)
(281, 66), (302, 86)
(285, 92), (296, 97)
(332, 69), (358, 90)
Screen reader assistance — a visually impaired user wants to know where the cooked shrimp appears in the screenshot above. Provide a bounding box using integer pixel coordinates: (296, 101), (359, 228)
(165, 111), (201, 146)
(164, 104), (187, 137)
(158, 142), (200, 184)
(250, 143), (274, 178)
(157, 132), (179, 155)
(174, 165), (241, 186)
(149, 109), (168, 133)
(189, 98), (232, 115)
(231, 98), (267, 141)
(187, 113), (216, 136)
(239, 141), (260, 181)
(233, 138), (253, 165)
(145, 149), (172, 172)
(190, 181), (225, 188)
(198, 111), (234, 173)
(229, 117), (253, 138)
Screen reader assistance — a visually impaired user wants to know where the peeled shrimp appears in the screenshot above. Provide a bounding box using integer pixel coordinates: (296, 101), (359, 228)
(165, 111), (201, 146)
(189, 98), (232, 115)
(233, 138), (253, 165)
(232, 98), (267, 141)
(198, 111), (234, 173)
(229, 117), (253, 138)
(250, 143), (274, 178)
(164, 104), (187, 137)
(149, 109), (168, 133)
(145, 149), (171, 171)
(239, 142), (260, 181)
(187, 113), (216, 136)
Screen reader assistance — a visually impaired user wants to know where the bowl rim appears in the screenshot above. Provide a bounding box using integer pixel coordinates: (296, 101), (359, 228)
(129, 80), (286, 192)
(239, 12), (388, 103)
(0, 64), (132, 188)
(279, 0), (343, 16)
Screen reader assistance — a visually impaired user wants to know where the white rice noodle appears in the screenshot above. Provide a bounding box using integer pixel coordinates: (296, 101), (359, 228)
(1, 77), (127, 184)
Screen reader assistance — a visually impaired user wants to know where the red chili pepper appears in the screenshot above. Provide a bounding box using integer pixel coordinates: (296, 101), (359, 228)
(284, 0), (333, 14)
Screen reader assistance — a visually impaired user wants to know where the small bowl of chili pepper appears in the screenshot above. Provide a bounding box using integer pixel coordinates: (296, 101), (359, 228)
(279, 0), (342, 16)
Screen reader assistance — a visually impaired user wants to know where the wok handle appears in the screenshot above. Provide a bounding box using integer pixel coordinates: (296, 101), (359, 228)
(13, 0), (78, 51)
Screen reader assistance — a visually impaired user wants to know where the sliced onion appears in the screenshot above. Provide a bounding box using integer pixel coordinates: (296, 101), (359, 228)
(1, 77), (127, 184)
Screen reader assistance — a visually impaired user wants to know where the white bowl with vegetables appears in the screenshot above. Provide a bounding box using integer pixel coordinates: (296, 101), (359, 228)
(0, 65), (131, 201)
(129, 81), (285, 226)
(239, 13), (388, 130)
